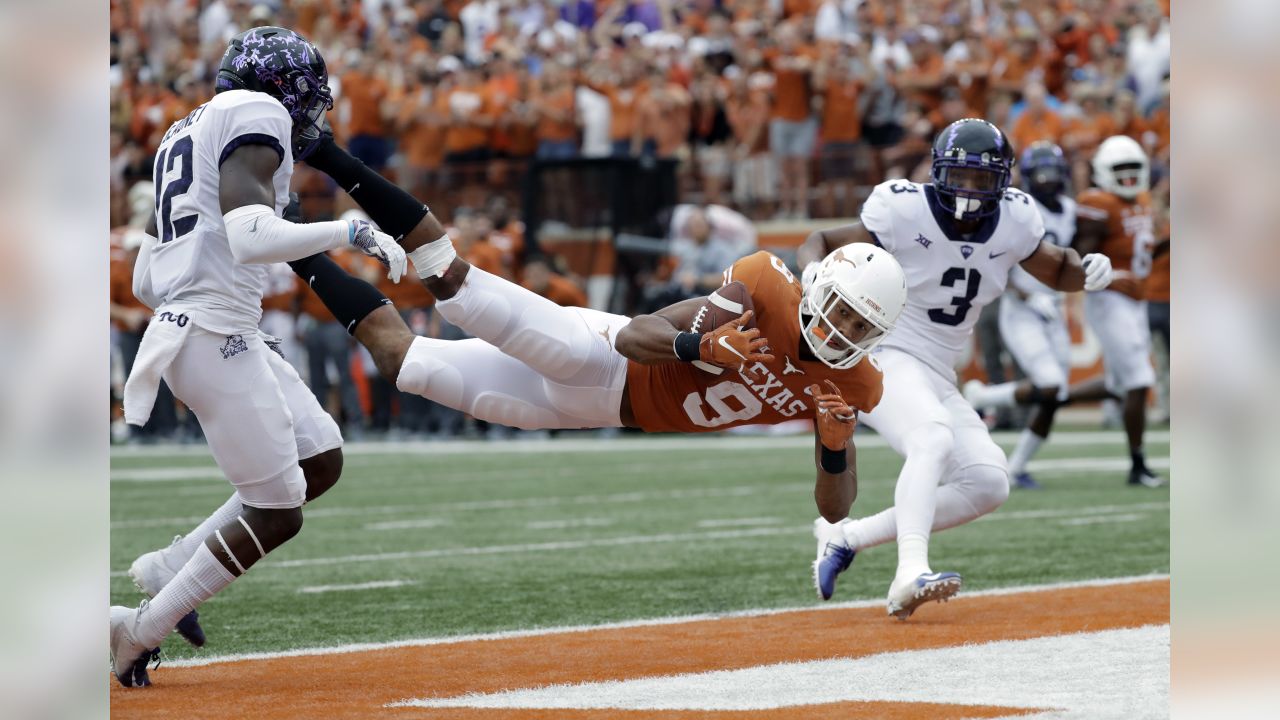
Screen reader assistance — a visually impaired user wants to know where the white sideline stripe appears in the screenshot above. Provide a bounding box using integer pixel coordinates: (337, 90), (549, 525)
(111, 453), (1169, 531)
(162, 574), (1169, 669)
(266, 500), (1169, 568)
(526, 518), (615, 530)
(364, 518), (447, 531)
(297, 580), (414, 594)
(1059, 513), (1145, 526)
(109, 498), (1170, 577)
(697, 517), (783, 528)
(978, 501), (1167, 524)
(111, 429), (1170, 460)
(1026, 456), (1171, 473)
(111, 467), (225, 482)
(392, 625), (1169, 717)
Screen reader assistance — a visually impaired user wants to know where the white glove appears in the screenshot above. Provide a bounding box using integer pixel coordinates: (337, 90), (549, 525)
(1025, 292), (1061, 323)
(348, 220), (407, 283)
(1082, 253), (1112, 292)
(801, 260), (821, 292)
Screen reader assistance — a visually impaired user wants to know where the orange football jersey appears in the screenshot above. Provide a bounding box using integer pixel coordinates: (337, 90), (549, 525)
(1076, 188), (1155, 300)
(627, 251), (884, 433)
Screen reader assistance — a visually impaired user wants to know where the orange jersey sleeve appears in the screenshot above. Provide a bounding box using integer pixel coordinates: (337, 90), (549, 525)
(1077, 188), (1155, 300)
(627, 251), (883, 433)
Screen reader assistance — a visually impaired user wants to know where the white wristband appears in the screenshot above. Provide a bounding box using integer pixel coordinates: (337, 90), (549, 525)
(408, 234), (458, 279)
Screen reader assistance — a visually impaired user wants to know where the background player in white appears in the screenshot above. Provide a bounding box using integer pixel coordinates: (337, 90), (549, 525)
(111, 27), (407, 687)
(962, 142), (1078, 490)
(798, 119), (1114, 618)
(965, 137), (1163, 489)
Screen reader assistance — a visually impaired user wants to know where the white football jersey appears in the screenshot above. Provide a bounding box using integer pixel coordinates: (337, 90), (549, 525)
(860, 179), (1045, 379)
(143, 90), (295, 334)
(1007, 194), (1076, 299)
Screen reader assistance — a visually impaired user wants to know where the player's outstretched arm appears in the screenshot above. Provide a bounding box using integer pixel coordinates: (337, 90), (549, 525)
(217, 144), (405, 278)
(798, 221), (875, 269)
(810, 380), (858, 521)
(302, 136), (467, 298)
(1020, 238), (1112, 293)
(615, 300), (774, 367)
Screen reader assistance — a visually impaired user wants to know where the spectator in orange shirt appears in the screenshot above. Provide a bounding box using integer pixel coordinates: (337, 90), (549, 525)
(636, 66), (692, 160)
(341, 54), (392, 170)
(727, 71), (778, 217)
(443, 60), (494, 164)
(1112, 89), (1156, 150)
(534, 62), (579, 159)
(1010, 82), (1064, 152)
(813, 46), (864, 217)
(395, 65), (450, 199)
(990, 29), (1043, 95)
(522, 255), (589, 308)
(766, 22), (818, 219)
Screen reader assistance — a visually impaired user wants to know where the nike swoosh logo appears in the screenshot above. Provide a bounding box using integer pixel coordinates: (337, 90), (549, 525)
(717, 335), (747, 361)
(989, 251), (1007, 259)
(250, 216), (260, 233)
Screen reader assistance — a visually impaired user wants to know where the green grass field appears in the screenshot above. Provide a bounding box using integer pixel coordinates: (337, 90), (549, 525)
(110, 428), (1169, 661)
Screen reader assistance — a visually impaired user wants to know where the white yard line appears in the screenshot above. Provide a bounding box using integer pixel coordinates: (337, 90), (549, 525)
(392, 625), (1170, 718)
(162, 573), (1168, 668)
(526, 518), (615, 530)
(111, 454), (1169, 531)
(696, 517), (783, 528)
(1058, 513), (1146, 526)
(111, 499), (1167, 578)
(297, 579), (415, 594)
(363, 518), (448, 531)
(111, 430), (1170, 461)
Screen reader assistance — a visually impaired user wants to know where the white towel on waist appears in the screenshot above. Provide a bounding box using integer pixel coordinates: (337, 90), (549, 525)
(123, 310), (192, 426)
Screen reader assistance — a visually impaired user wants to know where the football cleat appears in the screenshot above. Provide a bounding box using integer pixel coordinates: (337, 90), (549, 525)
(886, 571), (963, 620)
(128, 537), (207, 647)
(1128, 468), (1166, 488)
(812, 518), (856, 600)
(110, 605), (161, 688)
(1011, 472), (1042, 490)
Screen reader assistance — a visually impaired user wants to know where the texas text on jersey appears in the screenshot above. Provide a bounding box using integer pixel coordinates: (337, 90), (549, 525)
(628, 251), (884, 433)
(859, 179), (1045, 379)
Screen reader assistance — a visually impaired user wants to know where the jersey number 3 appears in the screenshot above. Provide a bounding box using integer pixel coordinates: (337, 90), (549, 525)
(928, 267), (982, 326)
(154, 135), (198, 243)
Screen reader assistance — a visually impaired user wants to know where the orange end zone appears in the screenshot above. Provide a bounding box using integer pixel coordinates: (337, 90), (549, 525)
(110, 578), (1168, 720)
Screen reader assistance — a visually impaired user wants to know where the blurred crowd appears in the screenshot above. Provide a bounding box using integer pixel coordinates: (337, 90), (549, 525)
(110, 0), (1170, 441)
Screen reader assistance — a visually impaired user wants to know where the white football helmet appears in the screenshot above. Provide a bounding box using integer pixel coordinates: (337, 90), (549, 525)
(799, 244), (907, 370)
(1091, 135), (1150, 199)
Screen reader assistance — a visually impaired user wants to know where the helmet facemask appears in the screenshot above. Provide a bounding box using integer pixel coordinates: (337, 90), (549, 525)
(800, 285), (890, 371)
(931, 160), (1010, 221)
(1107, 160), (1150, 199)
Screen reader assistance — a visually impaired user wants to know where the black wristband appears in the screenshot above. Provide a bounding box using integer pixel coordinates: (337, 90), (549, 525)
(673, 332), (703, 362)
(820, 445), (848, 474)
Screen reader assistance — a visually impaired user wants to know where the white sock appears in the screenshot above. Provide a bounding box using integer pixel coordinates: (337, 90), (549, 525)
(1008, 429), (1045, 476)
(896, 534), (931, 581)
(408, 234), (456, 279)
(843, 483), (995, 552)
(172, 493), (244, 567)
(135, 543), (235, 648)
(975, 381), (1018, 409)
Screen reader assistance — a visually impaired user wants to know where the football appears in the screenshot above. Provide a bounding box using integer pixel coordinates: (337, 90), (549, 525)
(689, 281), (755, 374)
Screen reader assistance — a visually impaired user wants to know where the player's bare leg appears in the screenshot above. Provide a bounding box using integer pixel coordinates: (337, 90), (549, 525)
(1124, 387), (1162, 487)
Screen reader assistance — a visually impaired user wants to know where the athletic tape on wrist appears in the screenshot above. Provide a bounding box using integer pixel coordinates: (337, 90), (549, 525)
(408, 234), (457, 279)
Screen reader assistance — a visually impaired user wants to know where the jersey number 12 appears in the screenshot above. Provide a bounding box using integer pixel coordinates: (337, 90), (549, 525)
(154, 135), (198, 243)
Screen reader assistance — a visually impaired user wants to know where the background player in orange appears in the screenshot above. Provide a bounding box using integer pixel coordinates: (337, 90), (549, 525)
(293, 128), (909, 527)
(1073, 135), (1164, 487)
